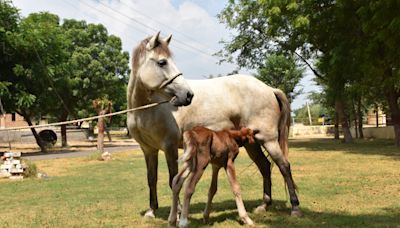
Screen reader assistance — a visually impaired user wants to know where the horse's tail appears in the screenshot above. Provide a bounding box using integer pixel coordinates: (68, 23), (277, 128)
(273, 89), (291, 159)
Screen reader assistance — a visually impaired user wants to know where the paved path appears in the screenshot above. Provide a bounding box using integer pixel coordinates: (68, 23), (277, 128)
(22, 144), (141, 161)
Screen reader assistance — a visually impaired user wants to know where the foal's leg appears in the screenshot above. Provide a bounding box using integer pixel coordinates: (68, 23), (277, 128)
(225, 158), (254, 226)
(244, 142), (272, 213)
(179, 168), (205, 228)
(168, 162), (191, 226)
(143, 147), (159, 218)
(203, 165), (220, 223)
(264, 140), (302, 217)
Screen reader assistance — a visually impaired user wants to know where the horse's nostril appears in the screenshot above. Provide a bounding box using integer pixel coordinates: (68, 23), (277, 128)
(185, 91), (194, 105)
(187, 91), (194, 99)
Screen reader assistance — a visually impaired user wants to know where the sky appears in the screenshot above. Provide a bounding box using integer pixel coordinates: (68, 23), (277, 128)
(13, 0), (320, 110)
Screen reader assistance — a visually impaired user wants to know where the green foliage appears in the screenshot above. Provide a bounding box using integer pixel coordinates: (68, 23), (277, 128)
(256, 53), (304, 102)
(0, 1), (129, 137)
(22, 159), (38, 178)
(220, 0), (400, 145)
(294, 103), (329, 125)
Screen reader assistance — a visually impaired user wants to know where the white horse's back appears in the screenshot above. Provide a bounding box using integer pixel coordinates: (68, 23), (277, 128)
(174, 74), (281, 133)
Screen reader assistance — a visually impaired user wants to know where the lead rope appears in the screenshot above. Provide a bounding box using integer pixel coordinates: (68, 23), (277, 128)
(0, 100), (171, 132)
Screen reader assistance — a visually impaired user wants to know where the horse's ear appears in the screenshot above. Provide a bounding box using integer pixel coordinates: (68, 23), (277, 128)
(146, 31), (160, 50)
(164, 34), (172, 45)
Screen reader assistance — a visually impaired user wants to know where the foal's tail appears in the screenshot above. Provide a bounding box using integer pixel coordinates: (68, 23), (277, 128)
(273, 89), (291, 159)
(180, 131), (198, 172)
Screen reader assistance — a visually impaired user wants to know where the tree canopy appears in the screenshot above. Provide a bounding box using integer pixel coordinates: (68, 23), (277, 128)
(0, 1), (129, 150)
(219, 0), (400, 146)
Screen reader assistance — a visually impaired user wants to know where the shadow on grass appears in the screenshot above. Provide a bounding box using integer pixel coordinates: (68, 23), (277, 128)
(289, 138), (400, 160)
(148, 199), (399, 227)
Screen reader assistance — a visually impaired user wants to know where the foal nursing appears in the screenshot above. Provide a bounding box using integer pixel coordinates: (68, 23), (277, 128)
(168, 126), (256, 227)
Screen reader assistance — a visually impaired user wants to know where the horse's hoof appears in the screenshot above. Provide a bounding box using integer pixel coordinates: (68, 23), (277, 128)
(290, 208), (303, 217)
(253, 205), (267, 214)
(144, 209), (155, 218)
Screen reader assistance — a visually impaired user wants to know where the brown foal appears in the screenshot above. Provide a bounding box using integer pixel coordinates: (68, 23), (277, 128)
(168, 126), (256, 227)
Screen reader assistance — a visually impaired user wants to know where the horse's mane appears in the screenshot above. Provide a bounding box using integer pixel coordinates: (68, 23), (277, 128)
(131, 36), (172, 77)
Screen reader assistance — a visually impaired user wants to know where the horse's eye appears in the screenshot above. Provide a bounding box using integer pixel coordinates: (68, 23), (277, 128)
(157, 59), (167, 67)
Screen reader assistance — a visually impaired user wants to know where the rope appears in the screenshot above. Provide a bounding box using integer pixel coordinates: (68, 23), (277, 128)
(0, 100), (170, 132)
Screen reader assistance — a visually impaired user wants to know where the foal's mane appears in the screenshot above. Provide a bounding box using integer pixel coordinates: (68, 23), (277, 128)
(131, 36), (172, 77)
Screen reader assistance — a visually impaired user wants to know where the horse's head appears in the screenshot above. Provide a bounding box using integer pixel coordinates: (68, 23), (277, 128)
(132, 32), (194, 106)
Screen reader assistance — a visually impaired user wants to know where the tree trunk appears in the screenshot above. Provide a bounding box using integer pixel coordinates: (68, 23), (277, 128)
(334, 111), (340, 140)
(335, 99), (353, 143)
(60, 111), (69, 147)
(386, 88), (400, 147)
(357, 98), (364, 139)
(93, 100), (112, 152)
(105, 124), (112, 142)
(97, 115), (105, 152)
(61, 124), (67, 147)
(21, 112), (47, 152)
(352, 101), (358, 139)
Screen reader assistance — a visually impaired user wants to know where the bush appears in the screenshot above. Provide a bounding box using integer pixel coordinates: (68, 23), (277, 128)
(22, 159), (38, 178)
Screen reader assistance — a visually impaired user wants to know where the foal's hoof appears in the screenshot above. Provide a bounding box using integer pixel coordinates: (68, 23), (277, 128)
(242, 216), (255, 227)
(253, 205), (267, 214)
(290, 208), (303, 217)
(144, 209), (155, 218)
(202, 214), (209, 224)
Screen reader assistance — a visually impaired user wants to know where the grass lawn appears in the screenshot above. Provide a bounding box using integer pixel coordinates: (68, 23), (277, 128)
(0, 138), (399, 227)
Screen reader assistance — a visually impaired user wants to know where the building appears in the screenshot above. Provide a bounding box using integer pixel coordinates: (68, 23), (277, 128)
(0, 113), (28, 129)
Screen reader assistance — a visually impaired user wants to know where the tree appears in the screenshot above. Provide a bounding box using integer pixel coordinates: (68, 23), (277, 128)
(256, 53), (304, 103)
(216, 2), (304, 102)
(55, 19), (129, 146)
(0, 2), (130, 151)
(219, 0), (366, 143)
(357, 1), (400, 146)
(1, 10), (69, 152)
(0, 0), (19, 97)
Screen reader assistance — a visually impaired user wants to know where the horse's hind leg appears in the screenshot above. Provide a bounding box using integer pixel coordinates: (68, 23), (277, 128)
(264, 140), (302, 217)
(203, 165), (220, 224)
(225, 158), (254, 226)
(244, 142), (272, 213)
(143, 147), (159, 218)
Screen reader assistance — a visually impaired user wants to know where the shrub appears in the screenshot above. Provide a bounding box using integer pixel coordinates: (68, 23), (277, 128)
(22, 159), (38, 178)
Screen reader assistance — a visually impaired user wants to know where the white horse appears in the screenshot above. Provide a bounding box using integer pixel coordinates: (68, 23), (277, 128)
(127, 32), (302, 221)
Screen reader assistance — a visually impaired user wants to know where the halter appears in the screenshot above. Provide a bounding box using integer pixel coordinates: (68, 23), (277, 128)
(158, 73), (183, 89)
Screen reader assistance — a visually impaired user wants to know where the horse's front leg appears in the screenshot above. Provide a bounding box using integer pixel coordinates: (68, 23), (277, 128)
(164, 144), (182, 217)
(164, 144), (179, 190)
(244, 142), (272, 213)
(143, 146), (159, 218)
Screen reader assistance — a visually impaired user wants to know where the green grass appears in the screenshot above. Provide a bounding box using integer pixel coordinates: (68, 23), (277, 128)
(0, 138), (399, 227)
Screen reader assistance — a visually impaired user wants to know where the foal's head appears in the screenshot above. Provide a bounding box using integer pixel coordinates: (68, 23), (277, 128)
(229, 127), (256, 146)
(132, 32), (194, 106)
